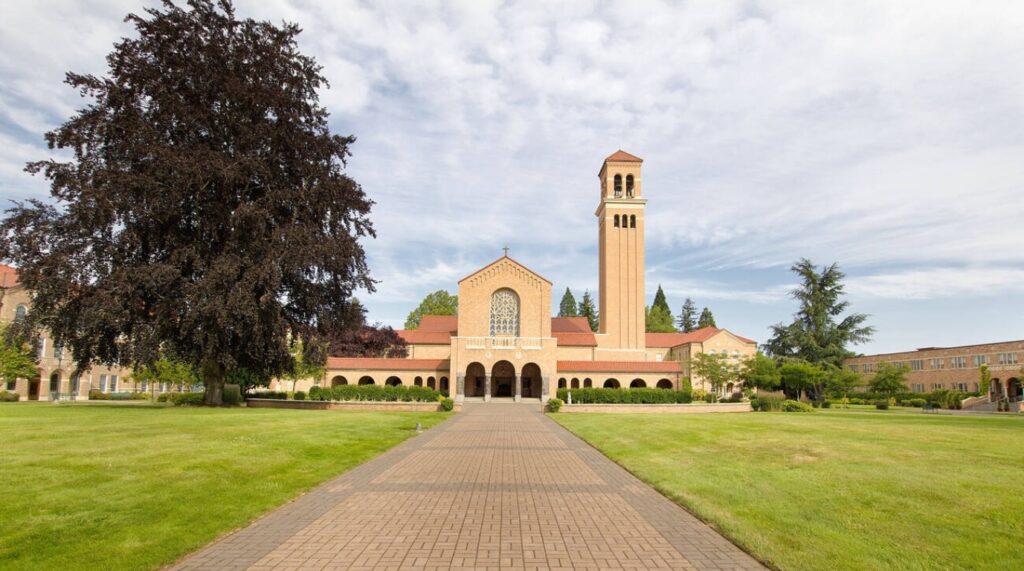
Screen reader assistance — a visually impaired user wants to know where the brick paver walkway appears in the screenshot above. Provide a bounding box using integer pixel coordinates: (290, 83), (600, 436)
(173, 402), (763, 570)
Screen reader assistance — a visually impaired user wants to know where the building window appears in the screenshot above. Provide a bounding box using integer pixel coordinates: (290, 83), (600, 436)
(109, 375), (118, 393)
(6, 380), (15, 391)
(54, 342), (64, 361)
(953, 382), (968, 392)
(625, 174), (634, 197)
(489, 288), (520, 336)
(629, 214), (636, 228)
(997, 352), (1019, 365)
(928, 358), (944, 370)
(161, 382), (168, 393)
(99, 374), (108, 392)
(909, 360), (923, 371)
(971, 355), (989, 367)
(848, 364), (859, 372)
(911, 383), (924, 393)
(931, 383), (943, 390)
(70, 375), (80, 394)
(15, 304), (27, 322)
(862, 363), (874, 373)
(950, 356), (967, 369)
(891, 360), (905, 369)
(36, 337), (46, 360)
(613, 174), (622, 197)
(613, 214), (620, 227)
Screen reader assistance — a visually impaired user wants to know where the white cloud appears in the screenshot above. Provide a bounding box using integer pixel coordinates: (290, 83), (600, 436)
(848, 267), (1024, 300)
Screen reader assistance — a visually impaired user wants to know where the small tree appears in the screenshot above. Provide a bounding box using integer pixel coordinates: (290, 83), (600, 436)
(677, 297), (697, 332)
(0, 324), (38, 389)
(558, 288), (579, 318)
(978, 363), (991, 396)
(825, 365), (862, 400)
(645, 305), (677, 333)
(404, 290), (458, 329)
(132, 357), (199, 397)
(283, 339), (327, 393)
(779, 360), (825, 400)
(869, 363), (908, 399)
(691, 352), (736, 397)
(652, 284), (672, 315)
(697, 307), (717, 328)
(578, 290), (598, 332)
(739, 352), (781, 391)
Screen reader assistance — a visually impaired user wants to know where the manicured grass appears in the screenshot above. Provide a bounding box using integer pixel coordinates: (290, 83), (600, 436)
(0, 403), (448, 570)
(555, 408), (1024, 571)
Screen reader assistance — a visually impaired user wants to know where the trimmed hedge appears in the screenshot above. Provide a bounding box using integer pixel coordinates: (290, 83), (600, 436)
(170, 392), (204, 406)
(293, 391), (306, 401)
(250, 390), (288, 400)
(546, 397), (563, 412)
(556, 387), (693, 404)
(0, 390), (20, 402)
(307, 385), (442, 402)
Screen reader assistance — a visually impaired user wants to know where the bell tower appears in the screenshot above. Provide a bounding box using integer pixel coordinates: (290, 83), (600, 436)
(596, 150), (646, 352)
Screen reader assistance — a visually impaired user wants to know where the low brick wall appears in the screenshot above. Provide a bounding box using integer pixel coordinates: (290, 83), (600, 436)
(559, 402), (752, 414)
(246, 399), (455, 412)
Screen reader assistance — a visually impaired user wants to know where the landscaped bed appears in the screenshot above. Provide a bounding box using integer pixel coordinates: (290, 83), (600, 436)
(0, 403), (447, 570)
(555, 407), (1024, 571)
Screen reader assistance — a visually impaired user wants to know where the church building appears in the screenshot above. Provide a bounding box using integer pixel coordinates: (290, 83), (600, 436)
(321, 151), (758, 402)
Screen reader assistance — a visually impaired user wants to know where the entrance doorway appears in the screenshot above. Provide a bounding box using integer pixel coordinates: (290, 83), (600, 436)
(28, 378), (40, 400)
(491, 361), (515, 397)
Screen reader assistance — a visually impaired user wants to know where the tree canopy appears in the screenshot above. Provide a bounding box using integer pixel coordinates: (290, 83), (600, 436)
(0, 324), (38, 388)
(578, 290), (598, 332)
(697, 307), (717, 329)
(404, 290), (458, 329)
(652, 284), (671, 315)
(645, 305), (677, 333)
(764, 259), (873, 368)
(779, 360), (826, 400)
(677, 297), (697, 332)
(691, 352), (737, 395)
(558, 288), (579, 318)
(739, 352), (781, 391)
(0, 0), (374, 404)
(869, 363), (908, 398)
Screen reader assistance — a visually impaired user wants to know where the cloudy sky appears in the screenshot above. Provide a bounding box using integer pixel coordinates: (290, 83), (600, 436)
(2, 0), (1022, 354)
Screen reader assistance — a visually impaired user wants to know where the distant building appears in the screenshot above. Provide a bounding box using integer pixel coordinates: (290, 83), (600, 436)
(844, 341), (1023, 401)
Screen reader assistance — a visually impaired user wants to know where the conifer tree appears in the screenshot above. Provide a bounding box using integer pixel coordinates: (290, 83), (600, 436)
(558, 287), (579, 317)
(577, 290), (598, 332)
(652, 284), (671, 315)
(698, 307), (717, 328)
(645, 305), (676, 333)
(677, 297), (697, 332)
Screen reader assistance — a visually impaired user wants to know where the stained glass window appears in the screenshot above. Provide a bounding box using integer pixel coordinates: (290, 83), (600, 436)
(489, 288), (519, 336)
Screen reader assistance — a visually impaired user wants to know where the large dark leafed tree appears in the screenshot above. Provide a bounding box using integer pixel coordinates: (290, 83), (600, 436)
(0, 0), (374, 405)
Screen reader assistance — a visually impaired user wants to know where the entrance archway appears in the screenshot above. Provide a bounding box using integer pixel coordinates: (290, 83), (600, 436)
(466, 363), (486, 397)
(491, 360), (515, 397)
(521, 363), (542, 399)
(440, 377), (449, 396)
(28, 377), (40, 400)
(1009, 378), (1021, 402)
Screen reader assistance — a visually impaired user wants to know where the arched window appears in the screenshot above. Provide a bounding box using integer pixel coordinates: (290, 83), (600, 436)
(630, 215), (636, 228)
(427, 377), (436, 390)
(558, 378), (567, 389)
(358, 376), (375, 385)
(613, 174), (622, 197)
(656, 379), (673, 390)
(584, 378), (593, 388)
(489, 288), (520, 336)
(331, 375), (348, 386)
(626, 174), (634, 197)
(440, 377), (449, 395)
(414, 376), (423, 386)
(613, 214), (620, 228)
(571, 378), (580, 389)
(604, 378), (620, 389)
(14, 305), (27, 322)
(385, 376), (402, 386)
(630, 379), (646, 388)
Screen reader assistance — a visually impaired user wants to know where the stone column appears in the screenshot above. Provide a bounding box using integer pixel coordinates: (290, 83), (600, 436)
(541, 375), (550, 403)
(456, 374), (465, 404)
(484, 375), (492, 402)
(514, 375), (522, 402)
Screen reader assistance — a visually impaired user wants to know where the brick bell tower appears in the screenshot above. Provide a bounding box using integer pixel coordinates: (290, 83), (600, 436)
(596, 150), (646, 352)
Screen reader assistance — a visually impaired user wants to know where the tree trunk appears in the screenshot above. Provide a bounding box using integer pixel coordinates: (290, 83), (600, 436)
(202, 359), (225, 406)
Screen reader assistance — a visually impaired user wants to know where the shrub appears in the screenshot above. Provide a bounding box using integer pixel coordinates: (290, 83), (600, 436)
(875, 400), (889, 410)
(222, 384), (242, 406)
(555, 387), (692, 404)
(820, 399), (831, 408)
(440, 397), (454, 411)
(308, 386), (324, 401)
(319, 385), (442, 403)
(726, 392), (744, 403)
(751, 394), (785, 412)
(546, 397), (563, 412)
(250, 390), (287, 400)
(782, 399), (814, 412)
(902, 398), (927, 408)
(0, 390), (20, 402)
(88, 389), (110, 400)
(169, 392), (204, 406)
(109, 392), (136, 400)
(293, 391), (306, 401)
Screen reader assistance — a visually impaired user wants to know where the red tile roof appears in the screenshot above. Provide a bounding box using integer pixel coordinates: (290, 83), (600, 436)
(552, 332), (597, 347)
(0, 264), (20, 288)
(557, 360), (682, 373)
(605, 149), (643, 163)
(551, 316), (591, 333)
(645, 327), (756, 348)
(418, 315), (457, 332)
(326, 357), (449, 371)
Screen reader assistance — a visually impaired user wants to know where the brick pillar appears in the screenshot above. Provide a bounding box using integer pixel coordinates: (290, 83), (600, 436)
(541, 375), (550, 403)
(514, 375), (522, 402)
(484, 375), (492, 402)
(456, 374), (465, 403)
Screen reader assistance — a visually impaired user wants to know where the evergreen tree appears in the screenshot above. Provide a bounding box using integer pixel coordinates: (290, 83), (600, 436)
(652, 284), (671, 315)
(577, 290), (598, 332)
(697, 307), (717, 328)
(763, 259), (874, 368)
(558, 287), (579, 317)
(404, 290), (458, 329)
(645, 305), (676, 333)
(677, 297), (697, 332)
(0, 1), (374, 405)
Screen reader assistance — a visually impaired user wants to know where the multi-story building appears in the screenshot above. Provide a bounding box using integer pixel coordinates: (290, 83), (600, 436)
(844, 341), (1023, 401)
(310, 151), (758, 401)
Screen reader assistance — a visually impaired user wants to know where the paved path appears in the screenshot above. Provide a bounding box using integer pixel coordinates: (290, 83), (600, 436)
(173, 402), (763, 570)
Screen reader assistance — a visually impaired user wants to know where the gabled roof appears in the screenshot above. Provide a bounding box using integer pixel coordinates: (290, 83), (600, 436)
(551, 316), (592, 333)
(605, 149), (643, 163)
(557, 360), (682, 373)
(418, 315), (457, 333)
(458, 255), (552, 285)
(396, 315), (457, 345)
(0, 264), (20, 288)
(645, 327), (756, 348)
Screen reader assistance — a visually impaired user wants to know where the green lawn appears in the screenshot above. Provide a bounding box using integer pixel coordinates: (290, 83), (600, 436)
(555, 408), (1024, 571)
(0, 403), (448, 570)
